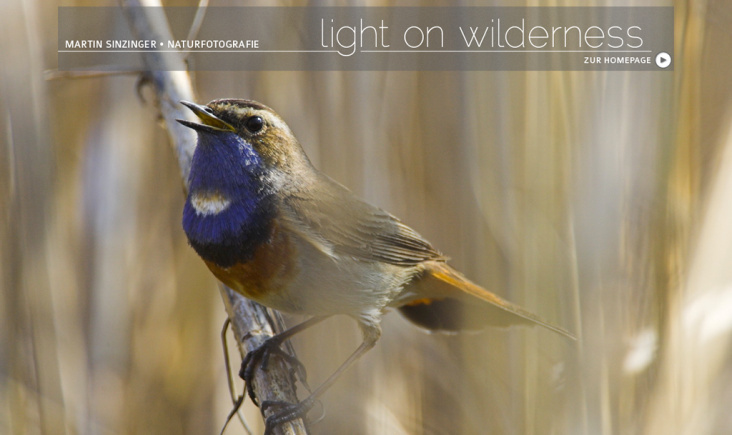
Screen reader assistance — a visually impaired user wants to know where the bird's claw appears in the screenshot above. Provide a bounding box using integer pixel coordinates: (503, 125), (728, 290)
(261, 397), (317, 435)
(239, 338), (307, 406)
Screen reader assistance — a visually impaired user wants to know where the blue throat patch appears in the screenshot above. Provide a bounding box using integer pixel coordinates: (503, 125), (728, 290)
(183, 131), (276, 268)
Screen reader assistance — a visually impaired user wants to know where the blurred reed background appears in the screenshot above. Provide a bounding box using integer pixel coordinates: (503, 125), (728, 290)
(2, 0), (731, 434)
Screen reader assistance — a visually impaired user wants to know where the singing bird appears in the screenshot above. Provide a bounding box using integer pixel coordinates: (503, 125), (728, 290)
(177, 99), (573, 430)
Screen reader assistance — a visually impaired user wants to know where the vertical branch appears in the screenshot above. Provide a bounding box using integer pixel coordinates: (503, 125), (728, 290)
(119, 1), (308, 433)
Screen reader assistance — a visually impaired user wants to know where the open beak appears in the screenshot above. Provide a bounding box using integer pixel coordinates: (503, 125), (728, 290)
(177, 101), (236, 133)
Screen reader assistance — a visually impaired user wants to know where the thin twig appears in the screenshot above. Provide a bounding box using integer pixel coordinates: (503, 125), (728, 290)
(118, 1), (308, 433)
(221, 319), (253, 435)
(183, 0), (209, 60)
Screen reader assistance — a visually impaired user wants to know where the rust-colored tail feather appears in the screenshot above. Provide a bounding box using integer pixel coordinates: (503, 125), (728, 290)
(399, 263), (575, 339)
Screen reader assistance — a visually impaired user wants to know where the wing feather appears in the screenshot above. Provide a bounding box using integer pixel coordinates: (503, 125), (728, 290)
(279, 173), (444, 266)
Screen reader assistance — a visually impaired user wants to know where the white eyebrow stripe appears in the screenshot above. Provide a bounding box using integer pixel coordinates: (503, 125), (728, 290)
(227, 106), (294, 136)
(191, 192), (231, 216)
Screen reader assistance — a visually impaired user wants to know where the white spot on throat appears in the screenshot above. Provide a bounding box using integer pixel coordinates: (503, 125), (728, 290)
(191, 191), (231, 216)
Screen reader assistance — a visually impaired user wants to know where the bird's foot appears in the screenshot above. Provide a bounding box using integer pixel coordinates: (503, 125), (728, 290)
(239, 338), (307, 406)
(261, 396), (318, 435)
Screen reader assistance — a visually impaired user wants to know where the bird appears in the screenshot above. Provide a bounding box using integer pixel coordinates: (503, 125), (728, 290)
(177, 99), (573, 432)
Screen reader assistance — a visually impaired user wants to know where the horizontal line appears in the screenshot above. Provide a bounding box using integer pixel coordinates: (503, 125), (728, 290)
(360, 50), (653, 53)
(58, 49), (654, 54)
(57, 50), (341, 53)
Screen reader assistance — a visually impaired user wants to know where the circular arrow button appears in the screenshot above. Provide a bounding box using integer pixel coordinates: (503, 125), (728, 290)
(656, 52), (671, 68)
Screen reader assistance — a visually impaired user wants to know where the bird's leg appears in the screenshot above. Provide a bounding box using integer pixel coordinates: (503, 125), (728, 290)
(240, 316), (327, 406)
(261, 321), (381, 435)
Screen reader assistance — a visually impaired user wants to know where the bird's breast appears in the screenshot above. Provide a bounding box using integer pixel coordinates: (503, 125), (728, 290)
(203, 219), (301, 307)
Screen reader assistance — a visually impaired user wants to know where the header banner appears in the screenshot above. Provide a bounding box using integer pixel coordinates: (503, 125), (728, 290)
(58, 7), (674, 71)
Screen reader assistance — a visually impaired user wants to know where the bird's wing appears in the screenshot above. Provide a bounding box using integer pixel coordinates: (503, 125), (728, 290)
(279, 174), (445, 266)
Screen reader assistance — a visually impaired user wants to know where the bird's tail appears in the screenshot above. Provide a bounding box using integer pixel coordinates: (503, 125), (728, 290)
(398, 263), (575, 339)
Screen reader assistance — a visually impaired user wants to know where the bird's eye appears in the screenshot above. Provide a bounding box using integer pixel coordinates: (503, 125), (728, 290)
(245, 116), (264, 133)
